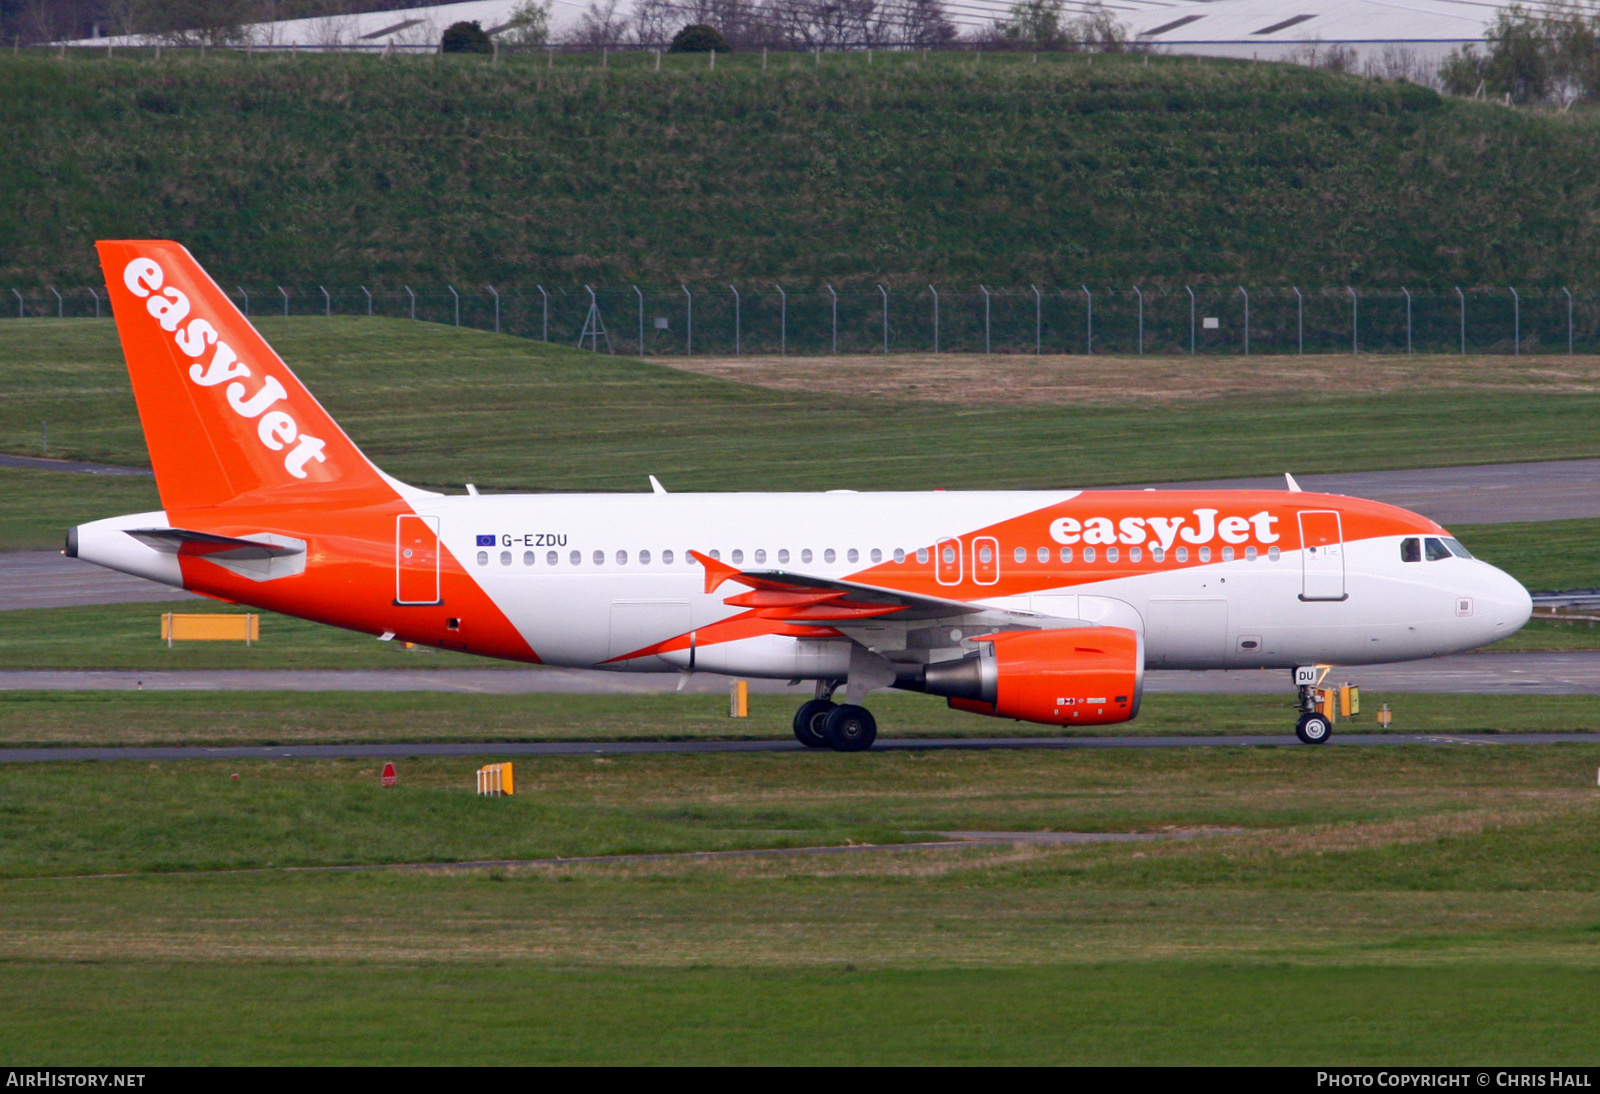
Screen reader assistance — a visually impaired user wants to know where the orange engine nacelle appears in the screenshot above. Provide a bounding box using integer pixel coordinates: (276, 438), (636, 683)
(943, 627), (1144, 727)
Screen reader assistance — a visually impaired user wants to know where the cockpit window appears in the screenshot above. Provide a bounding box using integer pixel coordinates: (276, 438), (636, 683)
(1424, 537), (1452, 561)
(1442, 537), (1473, 560)
(1400, 538), (1421, 563)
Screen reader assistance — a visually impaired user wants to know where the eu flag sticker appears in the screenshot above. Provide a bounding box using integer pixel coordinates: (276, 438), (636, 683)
(476, 534), (496, 547)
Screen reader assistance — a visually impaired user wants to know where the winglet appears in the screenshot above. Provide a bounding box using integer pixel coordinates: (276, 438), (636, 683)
(649, 475), (667, 495)
(1285, 472), (1303, 493)
(690, 550), (740, 594)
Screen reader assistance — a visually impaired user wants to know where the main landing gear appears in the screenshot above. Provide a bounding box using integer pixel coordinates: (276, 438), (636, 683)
(792, 681), (878, 752)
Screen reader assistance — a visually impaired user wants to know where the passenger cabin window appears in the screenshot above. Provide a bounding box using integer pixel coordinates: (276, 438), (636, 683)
(1425, 537), (1451, 562)
(1013, 546), (1026, 564)
(847, 549), (859, 563)
(916, 548), (929, 564)
(1401, 538), (1422, 563)
(570, 550), (581, 565)
(523, 550), (535, 566)
(754, 549), (766, 564)
(662, 550), (674, 565)
(547, 550), (558, 566)
(802, 549), (814, 563)
(824, 548), (836, 563)
(640, 549), (651, 564)
(893, 548), (905, 564)
(1060, 546), (1073, 563)
(871, 548), (883, 563)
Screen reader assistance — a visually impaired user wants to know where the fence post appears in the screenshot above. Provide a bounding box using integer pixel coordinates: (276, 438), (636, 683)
(11, 288), (21, 318)
(827, 284), (837, 354)
(1456, 286), (1465, 354)
(1348, 286), (1357, 355)
(1186, 286), (1195, 354)
(405, 286), (415, 320)
(1239, 287), (1249, 356)
(681, 284), (692, 355)
(633, 285), (643, 354)
(878, 284), (889, 354)
(1032, 285), (1042, 354)
(776, 284), (786, 356)
(279, 286), (289, 317)
(1293, 287), (1303, 355)
(539, 286), (550, 342)
(87, 286), (100, 319)
(320, 286), (331, 317)
(1081, 286), (1092, 355)
(929, 285), (939, 353)
(362, 286), (372, 317)
(488, 286), (500, 333)
(50, 287), (62, 318)
(729, 285), (740, 355)
(1402, 287), (1412, 354)
(979, 285), (991, 354)
(1509, 286), (1519, 356)
(237, 287), (249, 317)
(1133, 286), (1144, 355)
(1561, 286), (1574, 355)
(449, 285), (459, 327)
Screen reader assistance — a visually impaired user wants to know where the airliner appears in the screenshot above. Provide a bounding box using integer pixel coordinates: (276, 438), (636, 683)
(68, 241), (1534, 750)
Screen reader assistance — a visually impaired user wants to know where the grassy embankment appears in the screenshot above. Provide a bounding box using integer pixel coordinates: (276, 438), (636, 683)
(1, 745), (1598, 1063)
(4, 49), (1600, 293)
(4, 318), (1600, 546)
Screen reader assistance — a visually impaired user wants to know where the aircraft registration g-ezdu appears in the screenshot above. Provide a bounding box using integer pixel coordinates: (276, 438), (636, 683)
(69, 242), (1534, 750)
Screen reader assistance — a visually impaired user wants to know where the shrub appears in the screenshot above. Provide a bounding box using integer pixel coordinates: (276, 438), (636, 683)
(441, 21), (493, 54)
(669, 24), (731, 53)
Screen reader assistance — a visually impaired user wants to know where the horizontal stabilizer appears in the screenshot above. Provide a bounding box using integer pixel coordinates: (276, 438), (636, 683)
(126, 527), (305, 561)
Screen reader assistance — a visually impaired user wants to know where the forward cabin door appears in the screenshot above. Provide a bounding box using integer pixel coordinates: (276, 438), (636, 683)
(1298, 510), (1347, 602)
(396, 514), (442, 605)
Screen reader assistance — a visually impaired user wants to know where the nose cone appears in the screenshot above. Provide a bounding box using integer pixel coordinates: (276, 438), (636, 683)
(1480, 563), (1533, 639)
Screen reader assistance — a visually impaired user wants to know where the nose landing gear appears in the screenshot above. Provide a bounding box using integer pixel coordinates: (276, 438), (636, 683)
(1294, 668), (1333, 745)
(793, 680), (879, 752)
(1295, 710), (1332, 744)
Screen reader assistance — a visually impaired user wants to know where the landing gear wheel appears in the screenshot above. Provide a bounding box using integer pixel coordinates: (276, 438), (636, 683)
(823, 704), (878, 752)
(793, 699), (835, 748)
(1296, 712), (1332, 745)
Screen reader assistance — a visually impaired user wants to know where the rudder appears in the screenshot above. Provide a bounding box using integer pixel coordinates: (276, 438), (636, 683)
(96, 240), (396, 511)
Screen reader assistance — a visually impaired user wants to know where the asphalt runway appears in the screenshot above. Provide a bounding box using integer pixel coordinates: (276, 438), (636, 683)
(0, 550), (195, 611)
(3, 731), (1598, 764)
(2, 651), (1596, 695)
(1142, 458), (1600, 526)
(0, 454), (151, 476)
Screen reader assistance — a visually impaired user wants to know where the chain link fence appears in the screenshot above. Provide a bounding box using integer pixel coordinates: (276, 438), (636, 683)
(8, 284), (1596, 356)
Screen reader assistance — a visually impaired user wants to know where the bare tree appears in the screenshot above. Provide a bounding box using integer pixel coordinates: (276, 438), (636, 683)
(563, 0), (627, 46)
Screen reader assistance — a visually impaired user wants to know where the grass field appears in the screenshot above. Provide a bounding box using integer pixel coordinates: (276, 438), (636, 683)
(2, 743), (1597, 1063)
(2, 320), (1597, 552)
(4, 50), (1600, 292)
(3, 690), (1600, 749)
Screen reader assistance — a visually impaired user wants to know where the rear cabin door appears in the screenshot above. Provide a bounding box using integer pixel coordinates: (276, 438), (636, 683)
(396, 514), (442, 605)
(1298, 510), (1347, 602)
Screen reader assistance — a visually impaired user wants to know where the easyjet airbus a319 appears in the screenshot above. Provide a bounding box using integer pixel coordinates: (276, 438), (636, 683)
(69, 242), (1533, 749)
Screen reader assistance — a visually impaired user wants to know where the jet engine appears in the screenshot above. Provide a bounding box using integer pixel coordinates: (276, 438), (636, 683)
(912, 627), (1143, 727)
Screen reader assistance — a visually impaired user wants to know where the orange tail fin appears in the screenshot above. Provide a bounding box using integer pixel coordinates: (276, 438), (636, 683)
(96, 240), (399, 511)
